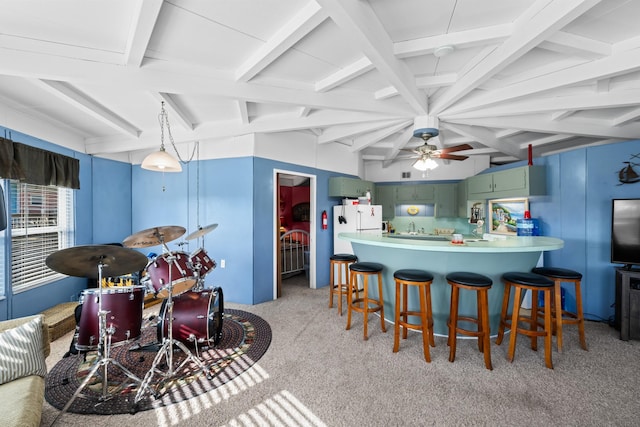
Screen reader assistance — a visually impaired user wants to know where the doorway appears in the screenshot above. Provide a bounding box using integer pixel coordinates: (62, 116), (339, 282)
(274, 170), (316, 299)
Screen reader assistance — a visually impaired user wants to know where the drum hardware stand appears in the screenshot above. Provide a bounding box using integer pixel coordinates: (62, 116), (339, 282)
(132, 239), (212, 413)
(52, 261), (143, 426)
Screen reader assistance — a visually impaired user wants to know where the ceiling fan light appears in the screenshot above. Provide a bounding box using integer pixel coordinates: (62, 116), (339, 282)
(412, 157), (438, 171)
(141, 146), (182, 172)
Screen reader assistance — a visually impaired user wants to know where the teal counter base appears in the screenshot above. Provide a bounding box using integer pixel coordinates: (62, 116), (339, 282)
(342, 233), (564, 336)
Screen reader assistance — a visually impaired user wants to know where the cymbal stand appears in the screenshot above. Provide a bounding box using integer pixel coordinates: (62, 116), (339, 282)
(132, 241), (212, 411)
(52, 261), (142, 426)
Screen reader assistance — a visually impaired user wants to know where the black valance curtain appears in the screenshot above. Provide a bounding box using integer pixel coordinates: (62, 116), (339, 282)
(0, 136), (80, 189)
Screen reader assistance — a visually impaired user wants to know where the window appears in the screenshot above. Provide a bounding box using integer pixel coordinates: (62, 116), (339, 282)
(9, 181), (74, 292)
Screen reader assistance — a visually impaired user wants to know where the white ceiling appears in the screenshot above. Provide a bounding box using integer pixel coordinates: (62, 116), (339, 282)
(1, 0), (639, 169)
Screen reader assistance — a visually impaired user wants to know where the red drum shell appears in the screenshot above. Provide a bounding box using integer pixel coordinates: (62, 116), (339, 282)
(190, 248), (216, 278)
(76, 286), (145, 351)
(157, 288), (223, 347)
(145, 251), (196, 298)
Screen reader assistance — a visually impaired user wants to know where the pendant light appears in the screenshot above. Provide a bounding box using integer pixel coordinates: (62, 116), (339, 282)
(141, 101), (182, 172)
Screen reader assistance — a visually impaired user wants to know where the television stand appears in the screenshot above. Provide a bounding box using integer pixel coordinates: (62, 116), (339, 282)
(615, 267), (640, 341)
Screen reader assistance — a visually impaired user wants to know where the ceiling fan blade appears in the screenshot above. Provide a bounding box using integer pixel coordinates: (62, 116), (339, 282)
(433, 153), (468, 161)
(439, 144), (473, 154)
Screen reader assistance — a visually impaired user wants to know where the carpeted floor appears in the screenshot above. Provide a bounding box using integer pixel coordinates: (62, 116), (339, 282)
(45, 309), (271, 415)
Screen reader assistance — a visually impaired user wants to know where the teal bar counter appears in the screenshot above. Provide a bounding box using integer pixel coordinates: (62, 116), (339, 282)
(338, 233), (564, 336)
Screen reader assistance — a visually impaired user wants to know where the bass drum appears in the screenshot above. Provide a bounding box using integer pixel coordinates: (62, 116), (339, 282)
(157, 287), (224, 347)
(76, 285), (145, 351)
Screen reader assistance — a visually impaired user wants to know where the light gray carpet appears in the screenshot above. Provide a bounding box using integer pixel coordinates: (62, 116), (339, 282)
(41, 275), (640, 426)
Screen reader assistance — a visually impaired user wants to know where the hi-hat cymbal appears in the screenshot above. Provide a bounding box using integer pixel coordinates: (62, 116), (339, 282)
(185, 223), (218, 241)
(46, 245), (148, 279)
(123, 225), (186, 248)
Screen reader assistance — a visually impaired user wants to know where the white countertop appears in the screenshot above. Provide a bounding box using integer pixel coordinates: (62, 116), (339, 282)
(338, 232), (564, 253)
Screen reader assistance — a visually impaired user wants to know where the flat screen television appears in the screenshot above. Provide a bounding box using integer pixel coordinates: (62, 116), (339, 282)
(611, 199), (640, 270)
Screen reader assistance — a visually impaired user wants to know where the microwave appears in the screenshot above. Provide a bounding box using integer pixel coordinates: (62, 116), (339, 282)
(382, 221), (390, 233)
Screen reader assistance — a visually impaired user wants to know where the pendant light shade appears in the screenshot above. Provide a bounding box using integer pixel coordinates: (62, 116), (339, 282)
(141, 146), (182, 172)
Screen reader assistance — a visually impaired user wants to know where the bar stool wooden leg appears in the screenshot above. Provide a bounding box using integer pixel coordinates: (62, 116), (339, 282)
(393, 280), (401, 353)
(346, 270), (355, 331)
(553, 282), (564, 351)
(496, 281), (511, 345)
(448, 285), (460, 362)
(377, 271), (386, 333)
(479, 288), (492, 370)
(418, 280), (430, 363)
(575, 280), (587, 350)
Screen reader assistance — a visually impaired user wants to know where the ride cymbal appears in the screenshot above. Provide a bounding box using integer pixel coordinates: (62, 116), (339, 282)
(185, 223), (218, 241)
(46, 245), (148, 279)
(123, 225), (186, 248)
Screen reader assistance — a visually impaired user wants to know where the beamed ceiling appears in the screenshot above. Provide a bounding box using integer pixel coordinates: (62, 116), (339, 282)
(1, 0), (639, 169)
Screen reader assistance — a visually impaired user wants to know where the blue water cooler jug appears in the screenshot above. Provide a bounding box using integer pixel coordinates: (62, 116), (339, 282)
(517, 211), (539, 236)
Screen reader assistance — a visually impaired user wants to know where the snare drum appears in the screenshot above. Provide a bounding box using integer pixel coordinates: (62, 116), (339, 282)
(76, 285), (145, 351)
(145, 251), (196, 298)
(190, 247), (216, 278)
(157, 287), (224, 347)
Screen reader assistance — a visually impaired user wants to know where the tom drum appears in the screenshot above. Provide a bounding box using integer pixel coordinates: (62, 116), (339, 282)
(157, 287), (224, 347)
(76, 285), (145, 351)
(145, 251), (196, 298)
(190, 247), (216, 278)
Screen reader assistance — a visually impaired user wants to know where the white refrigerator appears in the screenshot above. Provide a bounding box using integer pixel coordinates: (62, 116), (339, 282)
(333, 204), (382, 255)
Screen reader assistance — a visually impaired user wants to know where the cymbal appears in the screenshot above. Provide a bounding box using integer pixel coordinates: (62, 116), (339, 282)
(122, 225), (186, 248)
(185, 223), (218, 241)
(46, 245), (148, 279)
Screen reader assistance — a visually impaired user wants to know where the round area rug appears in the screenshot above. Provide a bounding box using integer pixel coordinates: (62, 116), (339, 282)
(45, 309), (271, 415)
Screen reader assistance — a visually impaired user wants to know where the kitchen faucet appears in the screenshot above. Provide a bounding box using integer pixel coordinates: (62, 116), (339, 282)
(409, 221), (415, 233)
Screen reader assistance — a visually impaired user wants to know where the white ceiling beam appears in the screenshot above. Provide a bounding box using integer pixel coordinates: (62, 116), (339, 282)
(235, 1), (327, 82)
(236, 100), (249, 124)
(496, 129), (523, 139)
(375, 86), (398, 100)
(349, 120), (412, 152)
(539, 31), (611, 59)
(0, 50), (413, 117)
(551, 110), (574, 121)
(124, 0), (164, 67)
(611, 107), (640, 127)
(318, 119), (406, 145)
(85, 110), (397, 154)
(448, 115), (640, 140)
(33, 79), (140, 138)
(394, 24), (513, 58)
(315, 57), (374, 92)
(525, 134), (573, 148)
(431, 0), (602, 115)
(317, 0), (427, 115)
(443, 89), (640, 119)
(446, 123), (524, 159)
(416, 73), (457, 89)
(446, 41), (640, 116)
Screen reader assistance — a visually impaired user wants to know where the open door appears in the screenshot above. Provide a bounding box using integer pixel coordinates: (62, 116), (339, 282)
(274, 170), (315, 299)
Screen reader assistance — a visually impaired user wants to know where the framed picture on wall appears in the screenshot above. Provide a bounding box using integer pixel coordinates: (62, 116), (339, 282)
(488, 198), (529, 235)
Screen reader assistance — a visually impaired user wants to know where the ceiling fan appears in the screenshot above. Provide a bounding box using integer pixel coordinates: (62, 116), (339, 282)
(402, 128), (472, 170)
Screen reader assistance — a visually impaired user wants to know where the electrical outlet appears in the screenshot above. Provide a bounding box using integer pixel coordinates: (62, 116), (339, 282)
(220, 259), (226, 268)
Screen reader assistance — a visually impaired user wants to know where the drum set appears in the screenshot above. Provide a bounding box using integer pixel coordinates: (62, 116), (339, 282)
(45, 223), (222, 419)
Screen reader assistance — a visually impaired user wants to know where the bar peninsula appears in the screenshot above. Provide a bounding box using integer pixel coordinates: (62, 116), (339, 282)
(339, 233), (564, 336)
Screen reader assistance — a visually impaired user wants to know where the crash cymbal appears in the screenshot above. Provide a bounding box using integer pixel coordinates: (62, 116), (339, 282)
(46, 245), (148, 279)
(122, 225), (186, 248)
(185, 223), (218, 241)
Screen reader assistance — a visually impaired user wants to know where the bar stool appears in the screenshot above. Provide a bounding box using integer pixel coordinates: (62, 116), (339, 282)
(446, 272), (493, 370)
(532, 267), (587, 352)
(393, 269), (435, 363)
(496, 272), (554, 369)
(346, 262), (386, 340)
(328, 254), (358, 315)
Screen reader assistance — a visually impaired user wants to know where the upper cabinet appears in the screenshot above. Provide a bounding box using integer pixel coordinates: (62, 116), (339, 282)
(396, 184), (435, 202)
(375, 185), (396, 220)
(328, 177), (374, 198)
(467, 166), (546, 199)
(434, 183), (457, 217)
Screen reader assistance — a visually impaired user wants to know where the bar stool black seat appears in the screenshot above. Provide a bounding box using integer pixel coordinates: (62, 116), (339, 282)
(446, 272), (493, 370)
(393, 269), (435, 363)
(532, 267), (587, 351)
(496, 272), (555, 369)
(329, 254), (358, 316)
(347, 262), (386, 340)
